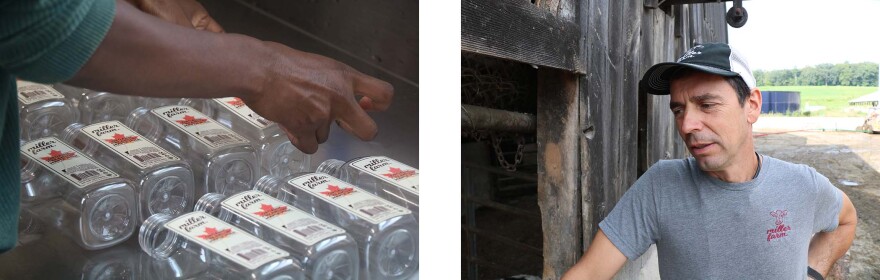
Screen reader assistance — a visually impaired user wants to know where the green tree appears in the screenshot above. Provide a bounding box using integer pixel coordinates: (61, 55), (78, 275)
(754, 62), (877, 86)
(799, 66), (820, 86)
(754, 69), (766, 86)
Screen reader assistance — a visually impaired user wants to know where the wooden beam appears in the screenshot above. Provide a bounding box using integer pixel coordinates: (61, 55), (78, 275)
(662, 0), (732, 8)
(537, 69), (581, 279)
(461, 104), (537, 133)
(462, 0), (583, 72)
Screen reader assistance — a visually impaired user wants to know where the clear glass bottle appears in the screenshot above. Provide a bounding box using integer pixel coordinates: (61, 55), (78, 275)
(125, 105), (258, 199)
(20, 140), (63, 203)
(20, 137), (137, 250)
(53, 83), (138, 124)
(16, 80), (79, 141)
(318, 156), (419, 220)
(61, 121), (196, 220)
(180, 97), (310, 177)
(139, 211), (306, 280)
(195, 190), (360, 280)
(257, 173), (419, 280)
(139, 96), (183, 109)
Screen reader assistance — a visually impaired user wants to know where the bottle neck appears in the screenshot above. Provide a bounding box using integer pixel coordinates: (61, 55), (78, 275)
(125, 107), (162, 142)
(60, 122), (85, 143)
(254, 175), (283, 197)
(194, 193), (226, 216)
(316, 159), (346, 176)
(139, 213), (176, 258)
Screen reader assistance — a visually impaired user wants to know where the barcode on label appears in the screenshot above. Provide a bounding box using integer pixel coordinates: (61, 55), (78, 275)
(237, 248), (267, 261)
(293, 225), (324, 237)
(360, 205), (389, 216)
(205, 134), (233, 144)
(133, 152), (162, 162)
(21, 90), (48, 99)
(71, 170), (100, 181)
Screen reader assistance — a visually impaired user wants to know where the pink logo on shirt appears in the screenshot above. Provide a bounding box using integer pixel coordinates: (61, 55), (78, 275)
(767, 210), (791, 241)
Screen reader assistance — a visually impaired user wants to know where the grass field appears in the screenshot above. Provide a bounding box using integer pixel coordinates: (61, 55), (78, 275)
(761, 86), (878, 117)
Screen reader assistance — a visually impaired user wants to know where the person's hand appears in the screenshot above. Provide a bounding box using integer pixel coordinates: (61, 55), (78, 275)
(125, 0), (224, 32)
(242, 42), (394, 154)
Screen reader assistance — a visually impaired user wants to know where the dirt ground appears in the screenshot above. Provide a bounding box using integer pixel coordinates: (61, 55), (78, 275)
(755, 129), (880, 279)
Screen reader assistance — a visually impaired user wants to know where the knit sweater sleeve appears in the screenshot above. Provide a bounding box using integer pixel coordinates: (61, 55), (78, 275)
(0, 0), (116, 83)
(0, 0), (115, 253)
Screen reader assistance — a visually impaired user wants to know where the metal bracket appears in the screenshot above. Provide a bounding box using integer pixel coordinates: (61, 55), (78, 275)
(726, 0), (748, 28)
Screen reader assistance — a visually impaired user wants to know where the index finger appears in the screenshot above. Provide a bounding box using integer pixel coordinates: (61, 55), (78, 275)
(351, 71), (394, 111)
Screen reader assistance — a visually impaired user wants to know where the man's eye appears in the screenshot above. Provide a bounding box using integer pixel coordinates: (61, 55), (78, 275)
(671, 108), (683, 115)
(701, 103), (717, 110)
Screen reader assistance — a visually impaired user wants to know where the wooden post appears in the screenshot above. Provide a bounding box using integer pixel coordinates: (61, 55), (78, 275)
(537, 69), (582, 279)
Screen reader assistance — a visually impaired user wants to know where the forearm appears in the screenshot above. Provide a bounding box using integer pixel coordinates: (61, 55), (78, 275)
(68, 0), (268, 100)
(562, 230), (627, 280)
(808, 223), (856, 276)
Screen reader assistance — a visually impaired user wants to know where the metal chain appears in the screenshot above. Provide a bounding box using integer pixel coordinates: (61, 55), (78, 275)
(491, 132), (525, 172)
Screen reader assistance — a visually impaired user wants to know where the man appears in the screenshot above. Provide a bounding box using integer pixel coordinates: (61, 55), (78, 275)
(0, 0), (393, 252)
(562, 43), (856, 279)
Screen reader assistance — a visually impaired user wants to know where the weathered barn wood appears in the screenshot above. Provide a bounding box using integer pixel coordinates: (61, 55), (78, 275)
(577, 0), (729, 278)
(461, 0), (583, 72)
(536, 69), (581, 279)
(462, 1), (730, 278)
(461, 104), (537, 133)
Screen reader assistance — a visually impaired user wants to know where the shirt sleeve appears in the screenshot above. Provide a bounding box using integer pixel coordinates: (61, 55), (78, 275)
(0, 0), (116, 83)
(811, 169), (843, 233)
(598, 166), (661, 260)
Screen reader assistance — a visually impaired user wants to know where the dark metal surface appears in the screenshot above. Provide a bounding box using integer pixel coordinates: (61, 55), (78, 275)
(199, 0), (419, 170)
(0, 0), (418, 278)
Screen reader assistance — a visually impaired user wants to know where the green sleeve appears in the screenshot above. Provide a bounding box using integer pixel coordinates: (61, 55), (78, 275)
(0, 0), (116, 83)
(0, 0), (115, 253)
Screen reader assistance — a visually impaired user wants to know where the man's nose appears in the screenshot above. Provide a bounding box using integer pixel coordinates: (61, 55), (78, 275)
(679, 109), (704, 133)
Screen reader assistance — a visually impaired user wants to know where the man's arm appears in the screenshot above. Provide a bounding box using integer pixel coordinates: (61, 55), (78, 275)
(561, 229), (628, 280)
(68, 0), (393, 154)
(807, 190), (857, 277)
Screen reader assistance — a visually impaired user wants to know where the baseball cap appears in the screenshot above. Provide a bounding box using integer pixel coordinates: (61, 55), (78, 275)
(639, 43), (756, 95)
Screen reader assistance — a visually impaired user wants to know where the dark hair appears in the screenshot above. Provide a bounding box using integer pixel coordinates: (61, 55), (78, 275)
(667, 68), (751, 106)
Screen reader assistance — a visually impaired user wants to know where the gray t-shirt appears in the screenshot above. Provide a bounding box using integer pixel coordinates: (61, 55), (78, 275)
(599, 155), (843, 279)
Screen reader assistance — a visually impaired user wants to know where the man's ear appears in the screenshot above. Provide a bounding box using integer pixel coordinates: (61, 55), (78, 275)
(747, 88), (762, 124)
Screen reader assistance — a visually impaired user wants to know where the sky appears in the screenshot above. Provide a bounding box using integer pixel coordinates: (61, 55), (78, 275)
(726, 0), (880, 71)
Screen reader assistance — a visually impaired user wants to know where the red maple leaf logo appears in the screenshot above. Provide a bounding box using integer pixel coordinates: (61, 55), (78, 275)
(40, 149), (76, 163)
(382, 167), (417, 180)
(175, 115), (208, 126)
(196, 227), (233, 241)
(226, 97), (245, 108)
(320, 185), (355, 198)
(253, 203), (288, 218)
(104, 133), (138, 145)
(47, 150), (62, 158)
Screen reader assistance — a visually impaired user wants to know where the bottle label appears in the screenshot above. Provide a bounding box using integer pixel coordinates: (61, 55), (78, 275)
(287, 173), (411, 224)
(222, 190), (345, 246)
(151, 106), (250, 150)
(16, 81), (65, 105)
(81, 121), (181, 169)
(165, 211), (289, 270)
(349, 156), (419, 195)
(21, 137), (120, 188)
(213, 97), (273, 129)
